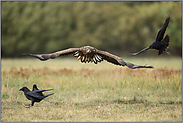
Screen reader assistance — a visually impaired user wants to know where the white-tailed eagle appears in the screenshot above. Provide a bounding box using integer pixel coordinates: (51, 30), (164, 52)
(23, 46), (153, 69)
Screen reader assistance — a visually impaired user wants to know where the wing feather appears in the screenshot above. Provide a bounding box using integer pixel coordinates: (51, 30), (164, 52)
(55, 48), (80, 56)
(95, 49), (153, 69)
(26, 92), (45, 99)
(95, 50), (125, 66)
(155, 17), (170, 42)
(23, 48), (80, 61)
(27, 89), (54, 99)
(129, 47), (150, 56)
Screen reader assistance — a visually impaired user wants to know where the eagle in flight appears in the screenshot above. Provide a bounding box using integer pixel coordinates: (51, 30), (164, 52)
(130, 17), (170, 56)
(23, 46), (153, 69)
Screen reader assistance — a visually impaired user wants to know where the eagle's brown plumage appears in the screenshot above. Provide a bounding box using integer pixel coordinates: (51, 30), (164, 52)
(23, 46), (153, 69)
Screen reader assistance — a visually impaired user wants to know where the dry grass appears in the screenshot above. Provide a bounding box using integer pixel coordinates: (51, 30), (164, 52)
(1, 57), (182, 122)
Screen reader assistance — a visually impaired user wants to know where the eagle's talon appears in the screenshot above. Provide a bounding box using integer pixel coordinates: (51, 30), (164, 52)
(77, 56), (81, 60)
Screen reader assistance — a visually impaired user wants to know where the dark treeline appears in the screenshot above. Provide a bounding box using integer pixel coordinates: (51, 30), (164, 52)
(2, 1), (182, 57)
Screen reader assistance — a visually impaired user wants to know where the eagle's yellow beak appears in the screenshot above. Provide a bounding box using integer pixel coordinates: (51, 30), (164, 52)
(77, 56), (81, 60)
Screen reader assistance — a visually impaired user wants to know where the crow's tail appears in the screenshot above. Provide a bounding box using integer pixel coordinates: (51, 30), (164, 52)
(44, 93), (54, 98)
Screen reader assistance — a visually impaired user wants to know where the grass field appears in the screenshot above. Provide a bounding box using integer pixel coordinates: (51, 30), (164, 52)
(1, 57), (182, 122)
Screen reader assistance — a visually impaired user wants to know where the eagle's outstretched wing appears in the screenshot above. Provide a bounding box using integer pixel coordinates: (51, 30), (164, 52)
(23, 46), (153, 69)
(95, 49), (153, 69)
(129, 47), (150, 56)
(23, 48), (80, 61)
(155, 17), (170, 42)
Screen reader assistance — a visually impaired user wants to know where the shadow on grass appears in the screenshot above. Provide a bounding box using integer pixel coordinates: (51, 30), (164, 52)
(112, 96), (149, 104)
(51, 96), (182, 109)
(113, 96), (182, 105)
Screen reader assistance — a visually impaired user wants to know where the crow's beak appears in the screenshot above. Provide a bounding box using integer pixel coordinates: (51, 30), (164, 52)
(19, 88), (23, 91)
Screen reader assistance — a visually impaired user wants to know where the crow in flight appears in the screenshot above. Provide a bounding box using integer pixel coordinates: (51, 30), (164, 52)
(130, 17), (170, 56)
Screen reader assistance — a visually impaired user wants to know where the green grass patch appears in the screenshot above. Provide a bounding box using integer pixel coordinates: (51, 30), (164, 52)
(1, 57), (182, 122)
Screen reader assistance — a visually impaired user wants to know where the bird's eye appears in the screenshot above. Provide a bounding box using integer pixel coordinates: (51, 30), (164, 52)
(87, 49), (91, 53)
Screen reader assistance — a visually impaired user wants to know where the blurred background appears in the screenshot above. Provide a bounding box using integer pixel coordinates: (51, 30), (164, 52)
(1, 1), (182, 58)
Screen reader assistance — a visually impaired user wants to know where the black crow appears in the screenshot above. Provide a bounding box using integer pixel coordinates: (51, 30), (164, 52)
(19, 86), (54, 108)
(130, 17), (170, 56)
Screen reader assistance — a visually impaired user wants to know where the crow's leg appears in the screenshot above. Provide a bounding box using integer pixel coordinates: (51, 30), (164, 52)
(165, 51), (170, 55)
(25, 105), (32, 108)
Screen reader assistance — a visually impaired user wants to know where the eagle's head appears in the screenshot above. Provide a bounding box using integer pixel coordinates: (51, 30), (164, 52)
(86, 49), (91, 54)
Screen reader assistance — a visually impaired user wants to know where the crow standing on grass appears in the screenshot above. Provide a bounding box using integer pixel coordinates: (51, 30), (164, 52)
(19, 85), (54, 108)
(130, 17), (170, 56)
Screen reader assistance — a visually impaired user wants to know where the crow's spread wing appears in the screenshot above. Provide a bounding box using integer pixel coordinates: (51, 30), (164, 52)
(26, 91), (45, 99)
(155, 17), (170, 42)
(129, 47), (150, 56)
